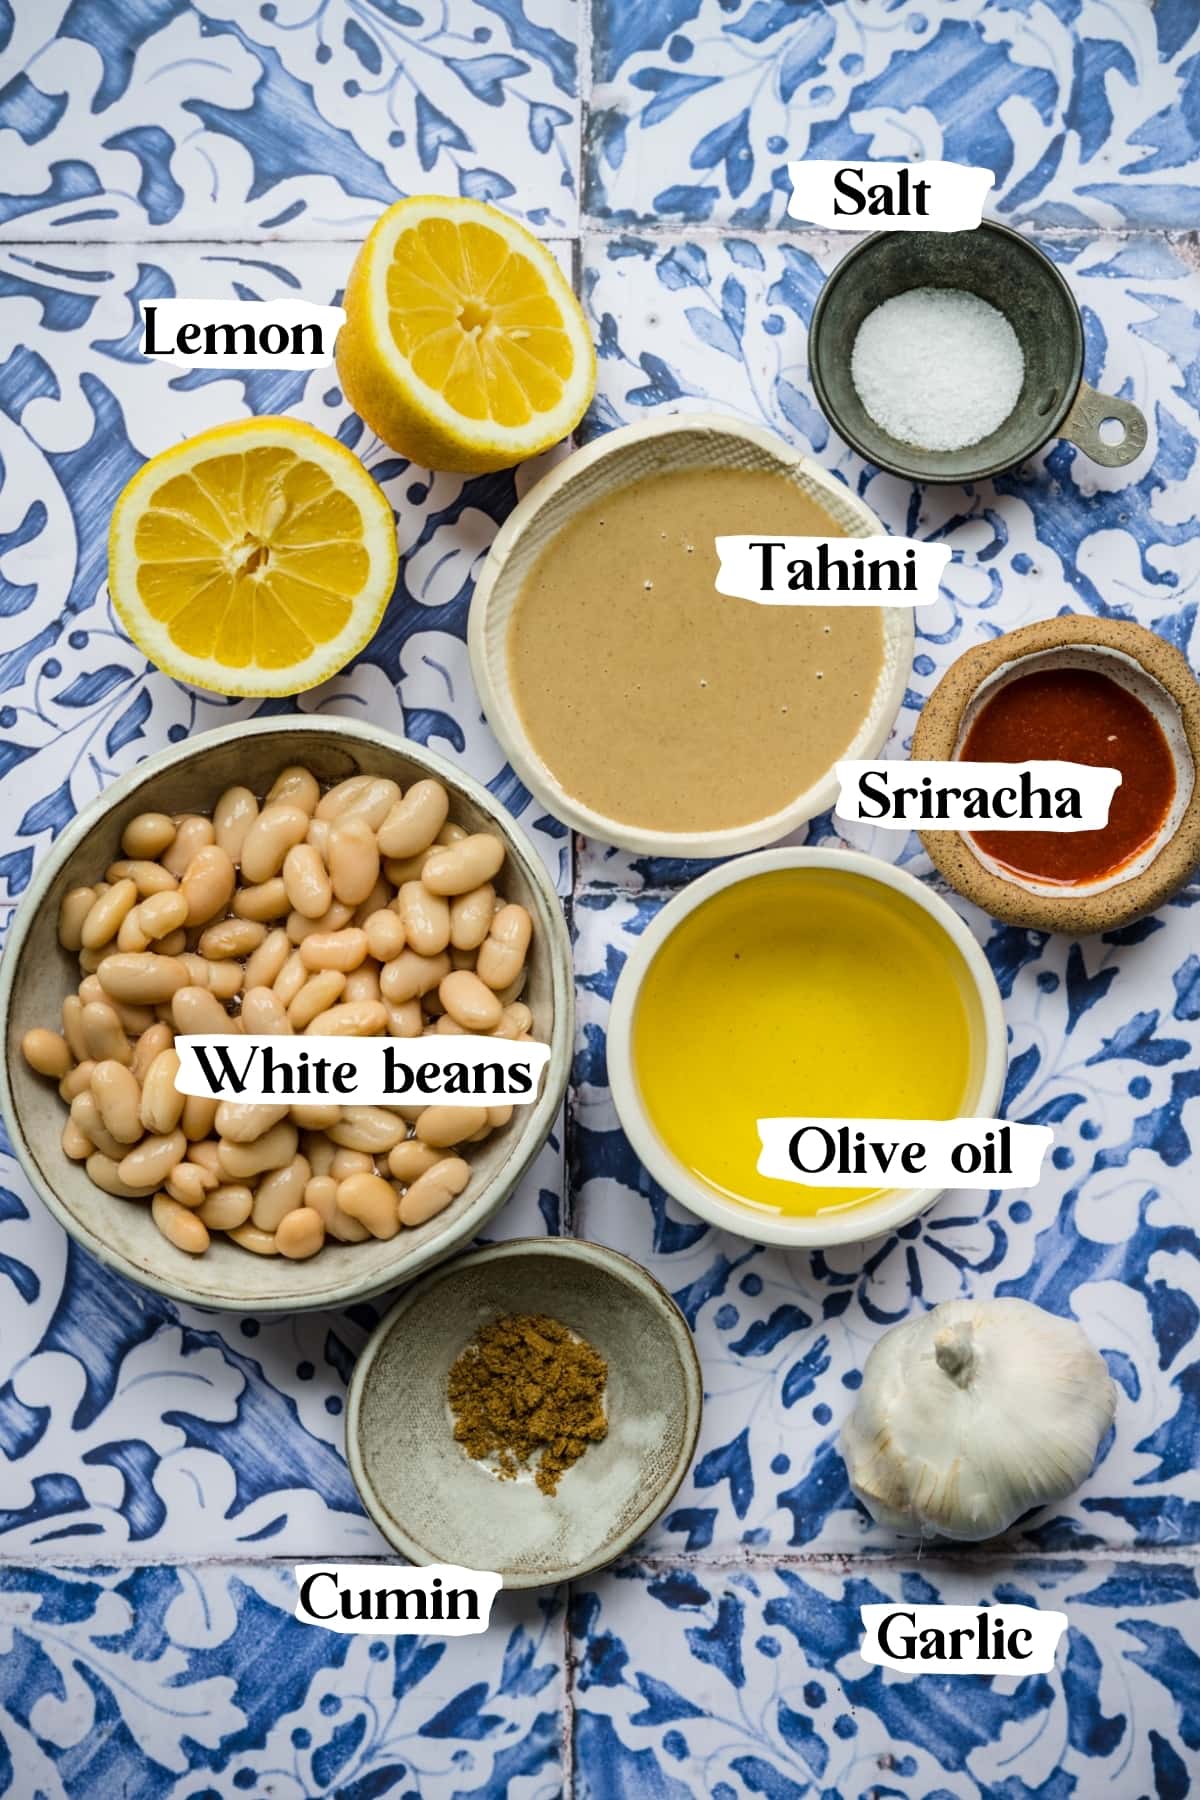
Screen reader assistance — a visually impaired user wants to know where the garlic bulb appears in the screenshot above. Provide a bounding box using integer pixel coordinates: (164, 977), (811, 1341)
(841, 1298), (1116, 1542)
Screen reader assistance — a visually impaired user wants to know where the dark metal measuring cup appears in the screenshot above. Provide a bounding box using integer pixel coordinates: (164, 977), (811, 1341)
(808, 220), (1147, 484)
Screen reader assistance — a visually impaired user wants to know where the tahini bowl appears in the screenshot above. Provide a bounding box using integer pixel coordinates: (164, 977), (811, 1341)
(468, 413), (913, 859)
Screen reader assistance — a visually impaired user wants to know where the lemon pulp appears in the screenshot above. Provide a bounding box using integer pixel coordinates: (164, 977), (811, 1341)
(336, 196), (594, 473)
(387, 217), (577, 426)
(109, 418), (398, 697)
(632, 869), (979, 1217)
(133, 447), (366, 668)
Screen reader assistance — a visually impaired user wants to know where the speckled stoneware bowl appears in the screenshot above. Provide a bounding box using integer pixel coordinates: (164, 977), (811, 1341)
(347, 1238), (702, 1588)
(809, 222), (1148, 484)
(0, 716), (573, 1313)
(468, 412), (914, 858)
(912, 617), (1200, 933)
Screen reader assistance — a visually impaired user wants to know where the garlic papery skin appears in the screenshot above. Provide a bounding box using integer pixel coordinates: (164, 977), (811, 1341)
(840, 1298), (1117, 1542)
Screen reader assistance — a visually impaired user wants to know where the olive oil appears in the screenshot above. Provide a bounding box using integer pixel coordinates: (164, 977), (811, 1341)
(632, 868), (979, 1216)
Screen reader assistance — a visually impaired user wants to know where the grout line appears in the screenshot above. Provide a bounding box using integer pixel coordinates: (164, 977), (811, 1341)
(0, 1545), (1192, 1570)
(0, 224), (1193, 253)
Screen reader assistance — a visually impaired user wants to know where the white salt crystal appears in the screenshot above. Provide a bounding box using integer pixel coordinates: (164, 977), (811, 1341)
(850, 286), (1025, 453)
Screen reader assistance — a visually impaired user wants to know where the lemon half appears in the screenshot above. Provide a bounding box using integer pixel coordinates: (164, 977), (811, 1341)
(109, 417), (398, 697)
(336, 195), (595, 473)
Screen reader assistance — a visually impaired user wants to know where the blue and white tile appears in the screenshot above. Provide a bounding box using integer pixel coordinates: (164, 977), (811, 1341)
(587, 0), (1200, 230)
(0, 1094), (562, 1554)
(0, 0), (579, 239)
(0, 1562), (564, 1796)
(572, 884), (1200, 1557)
(571, 1555), (1200, 1798)
(575, 226), (1200, 889)
(0, 239), (575, 918)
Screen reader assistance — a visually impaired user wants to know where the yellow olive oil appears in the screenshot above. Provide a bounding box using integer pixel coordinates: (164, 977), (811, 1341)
(632, 868), (980, 1216)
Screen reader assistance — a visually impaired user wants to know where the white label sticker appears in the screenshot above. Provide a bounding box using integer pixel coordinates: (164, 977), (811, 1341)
(295, 1564), (503, 1635)
(756, 1119), (1051, 1189)
(715, 536), (949, 607)
(141, 299), (344, 366)
(860, 1603), (1068, 1675)
(787, 160), (994, 231)
(835, 760), (1122, 830)
(174, 1034), (550, 1106)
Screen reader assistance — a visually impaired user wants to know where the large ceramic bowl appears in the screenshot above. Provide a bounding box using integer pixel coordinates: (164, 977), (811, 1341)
(0, 716), (573, 1312)
(468, 413), (913, 858)
(346, 1238), (703, 1588)
(607, 847), (1007, 1248)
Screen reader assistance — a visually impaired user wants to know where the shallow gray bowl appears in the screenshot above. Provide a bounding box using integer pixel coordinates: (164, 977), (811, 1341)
(809, 221), (1147, 483)
(346, 1239), (703, 1588)
(0, 716), (573, 1313)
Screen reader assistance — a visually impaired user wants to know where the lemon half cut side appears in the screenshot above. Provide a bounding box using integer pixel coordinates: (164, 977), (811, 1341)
(337, 195), (596, 474)
(108, 417), (399, 698)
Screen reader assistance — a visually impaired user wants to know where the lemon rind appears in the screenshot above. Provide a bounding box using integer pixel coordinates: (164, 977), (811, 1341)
(108, 417), (398, 698)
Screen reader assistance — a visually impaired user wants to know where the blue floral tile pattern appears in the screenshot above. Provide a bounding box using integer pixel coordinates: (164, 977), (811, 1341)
(0, 1106), (564, 1554)
(586, 0), (1200, 231)
(0, 1563), (563, 1795)
(571, 1557), (1200, 1797)
(3, 0), (1200, 1790)
(0, 0), (580, 238)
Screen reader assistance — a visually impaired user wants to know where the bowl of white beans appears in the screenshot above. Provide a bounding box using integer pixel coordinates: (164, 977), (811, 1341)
(0, 715), (572, 1311)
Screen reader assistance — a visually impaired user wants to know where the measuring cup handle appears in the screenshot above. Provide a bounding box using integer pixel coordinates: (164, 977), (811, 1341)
(1061, 380), (1148, 467)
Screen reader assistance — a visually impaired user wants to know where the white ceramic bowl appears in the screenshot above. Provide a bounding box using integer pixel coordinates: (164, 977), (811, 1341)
(607, 848), (1007, 1248)
(0, 716), (573, 1312)
(468, 414), (914, 858)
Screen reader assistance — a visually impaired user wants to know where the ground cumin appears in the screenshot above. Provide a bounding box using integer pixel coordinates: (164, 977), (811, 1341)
(447, 1313), (608, 1495)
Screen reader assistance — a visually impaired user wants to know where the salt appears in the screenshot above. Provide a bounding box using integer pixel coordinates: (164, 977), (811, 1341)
(850, 286), (1025, 453)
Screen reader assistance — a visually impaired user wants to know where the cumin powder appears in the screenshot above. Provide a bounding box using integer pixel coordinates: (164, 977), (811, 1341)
(448, 1313), (608, 1495)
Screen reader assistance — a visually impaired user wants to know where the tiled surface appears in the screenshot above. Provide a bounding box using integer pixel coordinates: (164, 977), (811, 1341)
(1, 2), (1200, 1794)
(585, 0), (1200, 230)
(0, 1), (580, 236)
(0, 1565), (564, 1795)
(570, 1557), (1200, 1796)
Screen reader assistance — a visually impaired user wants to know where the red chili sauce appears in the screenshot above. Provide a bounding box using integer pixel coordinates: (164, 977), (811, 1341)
(960, 666), (1176, 885)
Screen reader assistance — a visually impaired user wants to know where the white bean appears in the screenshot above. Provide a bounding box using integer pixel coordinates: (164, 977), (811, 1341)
(121, 812), (176, 860)
(213, 786), (259, 862)
(439, 970), (503, 1032)
(218, 1122), (298, 1179)
(336, 1171), (400, 1239)
(399, 882), (450, 956)
(283, 843), (333, 920)
(415, 1106), (489, 1148)
(162, 816), (214, 878)
(152, 1193), (210, 1254)
(91, 1060), (143, 1143)
(241, 803), (310, 883)
(377, 780), (449, 858)
(268, 765), (321, 814)
(181, 845), (236, 925)
(421, 834), (506, 897)
(233, 877), (291, 922)
(120, 1130), (186, 1189)
(98, 953), (188, 1005)
(399, 1157), (469, 1226)
(328, 815), (380, 907)
(214, 1100), (290, 1144)
(251, 1155), (311, 1231)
